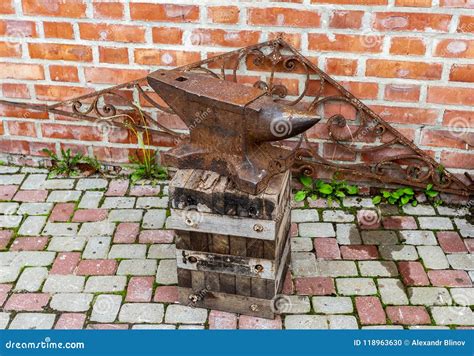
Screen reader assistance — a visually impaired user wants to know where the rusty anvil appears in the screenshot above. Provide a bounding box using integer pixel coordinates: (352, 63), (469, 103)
(148, 70), (320, 195)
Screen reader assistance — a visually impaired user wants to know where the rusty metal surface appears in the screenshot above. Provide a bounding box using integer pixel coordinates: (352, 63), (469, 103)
(0, 38), (472, 196)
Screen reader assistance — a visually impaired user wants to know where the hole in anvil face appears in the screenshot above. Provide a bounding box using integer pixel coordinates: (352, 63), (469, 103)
(176, 76), (188, 82)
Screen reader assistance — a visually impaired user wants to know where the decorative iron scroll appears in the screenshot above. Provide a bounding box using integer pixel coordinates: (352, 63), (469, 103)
(0, 39), (472, 196)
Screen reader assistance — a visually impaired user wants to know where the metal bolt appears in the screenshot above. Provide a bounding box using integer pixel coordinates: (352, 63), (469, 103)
(254, 264), (264, 273)
(188, 256), (198, 263)
(253, 224), (264, 232)
(250, 304), (259, 312)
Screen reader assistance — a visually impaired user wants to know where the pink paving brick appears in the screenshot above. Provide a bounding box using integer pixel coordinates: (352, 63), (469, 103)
(114, 223), (139, 244)
(382, 216), (417, 230)
(239, 315), (282, 329)
(87, 324), (129, 330)
(14, 190), (48, 202)
(129, 185), (161, 196)
(437, 231), (468, 253)
(282, 271), (295, 295)
(0, 230), (13, 250)
(209, 310), (237, 329)
(428, 270), (472, 287)
(357, 209), (381, 229)
(314, 238), (341, 259)
(291, 223), (298, 237)
(72, 209), (108, 222)
(0, 185), (18, 200)
(105, 179), (129, 196)
(139, 229), (175, 244)
(49, 203), (76, 222)
(465, 239), (474, 253)
(398, 261), (429, 286)
(0, 284), (13, 307)
(4, 293), (50, 311)
(153, 286), (178, 303)
(50, 252), (81, 275)
(340, 245), (379, 260)
(76, 259), (118, 275)
(126, 276), (154, 302)
(355, 296), (386, 325)
(386, 306), (430, 325)
(294, 277), (335, 296)
(10, 236), (48, 251)
(55, 313), (86, 329)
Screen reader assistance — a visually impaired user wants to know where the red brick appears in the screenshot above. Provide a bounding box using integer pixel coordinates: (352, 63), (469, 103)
(153, 286), (178, 303)
(50, 252), (81, 275)
(329, 10), (363, 29)
(382, 216), (418, 230)
(398, 261), (429, 286)
(450, 64), (474, 83)
(139, 230), (175, 244)
(326, 58), (357, 76)
(309, 34), (383, 53)
(0, 20), (36, 38)
(435, 39), (474, 58)
(0, 63), (44, 80)
(421, 129), (471, 150)
(239, 315), (282, 329)
(79, 23), (145, 43)
(430, 84), (473, 106)
(294, 277), (335, 295)
(23, 0), (86, 17)
(282, 270), (295, 295)
(0, 1), (14, 14)
(14, 190), (48, 203)
(42, 123), (102, 142)
(129, 186), (160, 197)
(114, 223), (139, 244)
(49, 203), (75, 222)
(0, 186), (18, 200)
(11, 237), (48, 251)
(93, 147), (132, 164)
(386, 306), (430, 325)
(76, 259), (117, 276)
(441, 152), (474, 169)
(268, 32), (302, 49)
(464, 239), (474, 253)
(341, 245), (379, 260)
(437, 232), (468, 253)
(87, 323), (129, 330)
(208, 6), (239, 24)
(428, 270), (472, 287)
(126, 277), (154, 302)
(0, 42), (21, 58)
(0, 104), (47, 120)
(0, 284), (12, 307)
(99, 47), (129, 64)
(372, 105), (438, 125)
(29, 43), (92, 62)
(93, 2), (124, 19)
(384, 84), (420, 102)
(4, 293), (50, 311)
(312, 0), (387, 3)
(395, 0), (431, 6)
(248, 7), (320, 28)
(373, 12), (451, 32)
(130, 3), (199, 22)
(209, 310), (237, 329)
(356, 296), (386, 325)
(152, 27), (183, 45)
(0, 230), (13, 250)
(50, 65), (79, 82)
(72, 209), (108, 223)
(366, 59), (442, 80)
(43, 22), (74, 39)
(390, 37), (426, 55)
(440, 0), (474, 7)
(55, 313), (86, 329)
(7, 121), (36, 137)
(190, 29), (261, 47)
(85, 67), (147, 85)
(106, 180), (129, 197)
(444, 111), (474, 129)
(458, 15), (474, 33)
(35, 85), (92, 101)
(314, 238), (341, 259)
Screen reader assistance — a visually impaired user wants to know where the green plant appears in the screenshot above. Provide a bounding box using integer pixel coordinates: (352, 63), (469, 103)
(372, 187), (416, 207)
(42, 148), (100, 177)
(294, 176), (359, 206)
(425, 184), (443, 207)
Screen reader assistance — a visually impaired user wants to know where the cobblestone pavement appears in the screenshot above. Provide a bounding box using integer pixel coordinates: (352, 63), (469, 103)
(0, 166), (472, 330)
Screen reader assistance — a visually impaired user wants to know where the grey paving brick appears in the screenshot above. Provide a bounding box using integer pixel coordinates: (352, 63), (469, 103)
(108, 209), (143, 222)
(142, 209), (167, 229)
(323, 210), (354, 223)
(17, 203), (53, 215)
(282, 296), (311, 314)
(418, 246), (449, 269)
(9, 313), (55, 329)
(132, 324), (175, 330)
(436, 206), (469, 216)
(431, 307), (474, 326)
(15, 267), (48, 292)
(454, 218), (474, 238)
(361, 231), (398, 245)
(50, 293), (93, 312)
(136, 197), (168, 209)
(78, 191), (103, 209)
(76, 178), (108, 190)
(84, 276), (127, 293)
(0, 202), (19, 214)
(402, 204), (436, 215)
(101, 197), (135, 209)
(21, 167), (49, 174)
(418, 217), (453, 230)
(299, 223), (335, 238)
(119, 303), (164, 323)
(450, 288), (474, 306)
(336, 278), (377, 295)
(117, 259), (157, 276)
(42, 222), (79, 236)
(0, 252), (18, 266)
(78, 222), (115, 237)
(291, 238), (313, 252)
(43, 179), (75, 190)
(447, 254), (473, 270)
(90, 294), (122, 323)
(42, 275), (85, 293)
(377, 278), (408, 305)
(0, 312), (10, 329)
(21, 174), (47, 190)
(408, 287), (452, 306)
(312, 297), (353, 314)
(164, 305), (207, 324)
(108, 244), (146, 259)
(0, 266), (21, 283)
(47, 235), (86, 252)
(328, 315), (358, 329)
(343, 197), (374, 208)
(156, 259), (177, 284)
(148, 244), (176, 259)
(336, 224), (361, 245)
(12, 251), (55, 267)
(47, 190), (82, 202)
(17, 216), (47, 236)
(291, 209), (319, 223)
(0, 166), (19, 174)
(291, 252), (318, 277)
(0, 215), (22, 228)
(284, 315), (328, 329)
(83, 236), (111, 259)
(0, 174), (25, 185)
(379, 245), (418, 261)
(399, 230), (437, 245)
(179, 325), (204, 329)
(362, 325), (404, 330)
(315, 260), (358, 277)
(359, 261), (398, 277)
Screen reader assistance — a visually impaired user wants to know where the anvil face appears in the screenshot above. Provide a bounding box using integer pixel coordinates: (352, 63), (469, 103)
(148, 70), (320, 194)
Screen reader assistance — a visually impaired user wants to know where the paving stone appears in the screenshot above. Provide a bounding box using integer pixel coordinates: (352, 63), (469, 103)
(113, 223), (139, 244)
(14, 190), (48, 202)
(76, 178), (108, 190)
(105, 180), (129, 196)
(119, 303), (165, 324)
(342, 197), (375, 208)
(47, 190), (82, 203)
(17, 203), (53, 215)
(4, 293), (50, 311)
(238, 315), (282, 329)
(0, 252), (18, 266)
(11, 236), (48, 251)
(418, 246), (449, 269)
(398, 261), (430, 286)
(291, 252), (318, 277)
(0, 185), (18, 200)
(49, 203), (75, 222)
(291, 209), (319, 223)
(126, 276), (154, 302)
(418, 217), (454, 230)
(312, 296), (353, 314)
(402, 204), (436, 215)
(450, 288), (474, 306)
(0, 215), (22, 228)
(408, 287), (452, 306)
(0, 312), (10, 329)
(0, 202), (19, 214)
(437, 231), (467, 253)
(108, 209), (143, 222)
(281, 295), (311, 314)
(294, 277), (335, 296)
(42, 222), (79, 236)
(291, 238), (313, 252)
(156, 259), (177, 284)
(17, 216), (47, 236)
(336, 278), (377, 295)
(431, 307), (474, 326)
(386, 306), (430, 325)
(136, 197), (168, 209)
(109, 244), (147, 259)
(340, 245), (379, 260)
(48, 235), (86, 252)
(101, 197), (135, 209)
(78, 191), (103, 209)
(0, 230), (12, 250)
(90, 294), (122, 323)
(361, 231), (398, 245)
(208, 310), (237, 329)
(362, 325), (404, 330)
(0, 166), (19, 174)
(42, 275), (85, 293)
(178, 324), (205, 330)
(43, 179), (75, 190)
(153, 286), (178, 303)
(50, 252), (81, 275)
(359, 261), (398, 277)
(139, 230), (175, 244)
(454, 218), (473, 238)
(382, 216), (417, 230)
(0, 174), (25, 185)
(436, 206), (469, 216)
(84, 276), (127, 293)
(55, 313), (86, 329)
(323, 210), (354, 223)
(76, 259), (117, 276)
(379, 245), (418, 261)
(328, 315), (358, 329)
(11, 251), (56, 267)
(129, 185), (161, 196)
(83, 236), (112, 259)
(355, 296), (386, 325)
(21, 167), (49, 174)
(86, 323), (129, 330)
(142, 209), (167, 229)
(78, 222), (115, 237)
(314, 238), (340, 259)
(50, 293), (93, 312)
(357, 209), (381, 229)
(284, 315), (328, 329)
(72, 209), (108, 222)
(132, 324), (175, 330)
(9, 313), (56, 329)
(315, 260), (358, 277)
(148, 244), (176, 259)
(117, 259), (157, 276)
(446, 254), (473, 270)
(428, 270), (472, 287)
(336, 224), (361, 245)
(21, 174), (47, 190)
(15, 267), (48, 292)
(377, 278), (408, 305)
(399, 230), (437, 245)
(299, 223), (335, 238)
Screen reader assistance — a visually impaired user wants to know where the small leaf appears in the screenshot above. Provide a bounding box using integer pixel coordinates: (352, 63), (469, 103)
(299, 176), (313, 189)
(426, 183), (433, 191)
(402, 188), (414, 195)
(315, 179), (324, 189)
(319, 184), (333, 195)
(372, 196), (382, 205)
(382, 191), (391, 198)
(411, 200), (418, 207)
(400, 196), (411, 206)
(346, 185), (359, 195)
(327, 196), (333, 207)
(388, 197), (397, 205)
(310, 194), (319, 201)
(335, 191), (346, 198)
(294, 191), (307, 202)
(426, 190), (439, 198)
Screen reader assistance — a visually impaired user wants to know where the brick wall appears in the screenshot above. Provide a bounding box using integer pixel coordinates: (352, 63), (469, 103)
(0, 0), (472, 180)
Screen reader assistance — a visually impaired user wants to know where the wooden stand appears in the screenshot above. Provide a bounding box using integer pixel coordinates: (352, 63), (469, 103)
(167, 169), (291, 319)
